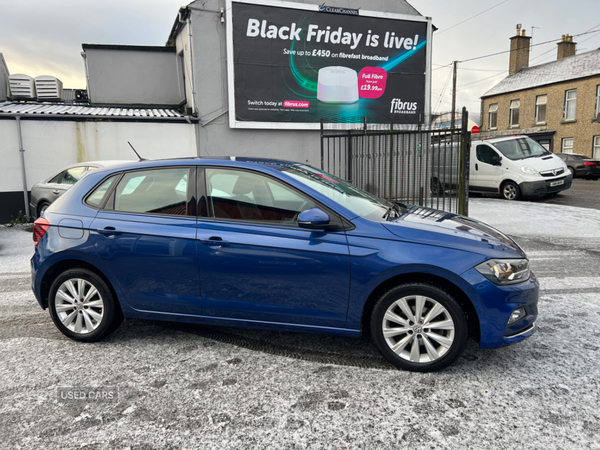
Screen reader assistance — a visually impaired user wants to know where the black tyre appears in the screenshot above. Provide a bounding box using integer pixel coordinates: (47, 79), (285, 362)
(370, 283), (468, 372)
(501, 181), (520, 200)
(430, 178), (443, 196)
(48, 268), (123, 342)
(38, 202), (50, 217)
(568, 167), (575, 177)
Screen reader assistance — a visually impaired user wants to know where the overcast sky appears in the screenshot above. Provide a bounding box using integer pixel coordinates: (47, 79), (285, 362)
(1, 0), (599, 118)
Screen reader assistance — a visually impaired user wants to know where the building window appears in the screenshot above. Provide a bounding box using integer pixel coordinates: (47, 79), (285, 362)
(564, 89), (577, 120)
(488, 103), (498, 129)
(562, 138), (574, 153)
(594, 136), (600, 159)
(595, 85), (600, 118)
(509, 100), (520, 127)
(535, 95), (547, 124)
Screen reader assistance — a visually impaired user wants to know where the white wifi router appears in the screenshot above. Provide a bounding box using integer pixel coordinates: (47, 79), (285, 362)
(317, 66), (359, 104)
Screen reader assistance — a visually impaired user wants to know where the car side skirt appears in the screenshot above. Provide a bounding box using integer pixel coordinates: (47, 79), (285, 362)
(124, 308), (361, 338)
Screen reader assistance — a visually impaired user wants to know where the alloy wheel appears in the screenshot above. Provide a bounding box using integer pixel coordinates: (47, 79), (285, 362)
(54, 278), (105, 334)
(503, 184), (518, 200)
(381, 294), (455, 363)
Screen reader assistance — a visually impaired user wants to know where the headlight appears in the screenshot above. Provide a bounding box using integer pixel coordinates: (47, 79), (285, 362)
(559, 159), (569, 169)
(475, 259), (530, 285)
(520, 166), (539, 175)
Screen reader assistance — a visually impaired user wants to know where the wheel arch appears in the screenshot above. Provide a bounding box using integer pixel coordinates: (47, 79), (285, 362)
(40, 259), (120, 315)
(360, 272), (481, 343)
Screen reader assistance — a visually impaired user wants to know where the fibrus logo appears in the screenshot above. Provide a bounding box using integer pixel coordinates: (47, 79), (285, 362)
(390, 98), (418, 114)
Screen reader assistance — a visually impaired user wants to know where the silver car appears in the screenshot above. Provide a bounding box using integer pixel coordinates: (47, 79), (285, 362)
(29, 161), (131, 218)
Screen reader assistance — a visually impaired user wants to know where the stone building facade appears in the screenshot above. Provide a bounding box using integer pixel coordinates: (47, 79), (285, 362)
(480, 32), (600, 158)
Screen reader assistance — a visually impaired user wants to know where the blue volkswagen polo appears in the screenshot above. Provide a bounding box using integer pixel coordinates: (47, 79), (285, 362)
(31, 158), (538, 372)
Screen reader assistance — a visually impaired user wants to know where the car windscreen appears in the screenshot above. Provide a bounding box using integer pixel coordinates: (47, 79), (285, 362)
(281, 164), (394, 221)
(493, 137), (550, 161)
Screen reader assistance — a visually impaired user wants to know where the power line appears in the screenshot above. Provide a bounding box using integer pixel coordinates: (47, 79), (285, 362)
(456, 28), (600, 64)
(530, 22), (600, 63)
(436, 0), (509, 35)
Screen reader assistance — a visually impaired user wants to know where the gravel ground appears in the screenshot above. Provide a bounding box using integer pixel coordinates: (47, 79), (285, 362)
(0, 200), (599, 450)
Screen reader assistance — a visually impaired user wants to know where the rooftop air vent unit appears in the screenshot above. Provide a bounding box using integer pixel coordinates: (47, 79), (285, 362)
(75, 89), (88, 102)
(34, 76), (63, 101)
(9, 74), (36, 99)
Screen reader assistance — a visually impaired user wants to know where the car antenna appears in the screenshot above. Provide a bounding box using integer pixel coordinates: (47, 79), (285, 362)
(128, 141), (146, 161)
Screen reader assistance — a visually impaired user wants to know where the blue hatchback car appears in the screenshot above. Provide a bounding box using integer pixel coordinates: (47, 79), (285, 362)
(31, 158), (538, 372)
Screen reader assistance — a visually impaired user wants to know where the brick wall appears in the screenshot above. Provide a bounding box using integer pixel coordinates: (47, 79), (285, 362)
(481, 75), (600, 156)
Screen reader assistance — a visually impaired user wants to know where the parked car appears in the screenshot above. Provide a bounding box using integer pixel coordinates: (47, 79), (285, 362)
(29, 161), (132, 219)
(555, 153), (600, 180)
(31, 158), (538, 372)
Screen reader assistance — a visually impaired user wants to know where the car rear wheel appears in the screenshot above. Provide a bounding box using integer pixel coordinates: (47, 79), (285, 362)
(38, 202), (50, 217)
(370, 283), (468, 372)
(501, 181), (520, 200)
(48, 268), (122, 342)
(430, 178), (444, 196)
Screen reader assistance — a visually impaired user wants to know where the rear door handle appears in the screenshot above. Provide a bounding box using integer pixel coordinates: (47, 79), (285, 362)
(97, 226), (122, 236)
(200, 237), (230, 247)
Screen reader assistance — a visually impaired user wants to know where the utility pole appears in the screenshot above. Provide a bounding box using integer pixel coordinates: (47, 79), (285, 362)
(450, 61), (458, 129)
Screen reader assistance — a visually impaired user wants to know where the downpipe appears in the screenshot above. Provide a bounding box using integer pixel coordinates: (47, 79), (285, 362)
(15, 115), (30, 222)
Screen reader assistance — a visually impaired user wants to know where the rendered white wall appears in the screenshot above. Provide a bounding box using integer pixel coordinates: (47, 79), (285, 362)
(0, 119), (197, 192)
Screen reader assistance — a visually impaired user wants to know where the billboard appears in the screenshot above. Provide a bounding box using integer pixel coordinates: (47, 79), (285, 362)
(226, 0), (431, 129)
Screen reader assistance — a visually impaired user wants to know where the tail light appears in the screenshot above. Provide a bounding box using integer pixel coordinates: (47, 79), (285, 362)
(33, 218), (50, 247)
(584, 161), (596, 166)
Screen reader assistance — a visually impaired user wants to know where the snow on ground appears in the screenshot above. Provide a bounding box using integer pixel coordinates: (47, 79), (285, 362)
(0, 202), (599, 450)
(469, 198), (600, 239)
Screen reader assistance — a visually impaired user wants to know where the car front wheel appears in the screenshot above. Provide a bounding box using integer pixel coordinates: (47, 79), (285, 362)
(48, 268), (122, 342)
(370, 283), (468, 372)
(501, 181), (520, 200)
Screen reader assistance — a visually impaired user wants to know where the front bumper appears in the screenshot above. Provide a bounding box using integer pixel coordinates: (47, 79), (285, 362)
(462, 268), (539, 349)
(519, 174), (572, 196)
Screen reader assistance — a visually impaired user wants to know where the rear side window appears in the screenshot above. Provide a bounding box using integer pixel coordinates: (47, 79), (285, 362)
(113, 168), (190, 216)
(51, 166), (88, 184)
(86, 175), (119, 208)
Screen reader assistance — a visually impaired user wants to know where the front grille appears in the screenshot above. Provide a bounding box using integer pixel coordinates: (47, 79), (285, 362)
(540, 168), (564, 177)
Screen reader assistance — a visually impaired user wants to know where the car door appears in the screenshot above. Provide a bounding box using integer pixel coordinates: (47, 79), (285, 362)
(471, 144), (503, 192)
(196, 167), (351, 328)
(90, 166), (201, 315)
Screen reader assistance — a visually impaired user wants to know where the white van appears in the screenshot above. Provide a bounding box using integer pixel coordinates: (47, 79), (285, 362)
(470, 135), (572, 200)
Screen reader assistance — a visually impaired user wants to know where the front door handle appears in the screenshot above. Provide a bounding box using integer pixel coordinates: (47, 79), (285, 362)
(475, 163), (479, 171)
(200, 237), (231, 247)
(97, 226), (122, 236)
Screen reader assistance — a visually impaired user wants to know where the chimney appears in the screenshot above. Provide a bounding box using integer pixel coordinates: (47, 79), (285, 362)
(557, 34), (576, 60)
(509, 25), (531, 75)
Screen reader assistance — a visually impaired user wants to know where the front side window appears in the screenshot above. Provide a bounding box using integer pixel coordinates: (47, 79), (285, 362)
(204, 168), (315, 225)
(535, 95), (547, 124)
(493, 136), (550, 160)
(593, 136), (600, 159)
(562, 138), (574, 154)
(564, 89), (577, 120)
(509, 100), (520, 127)
(113, 167), (190, 216)
(488, 103), (498, 130)
(476, 145), (499, 165)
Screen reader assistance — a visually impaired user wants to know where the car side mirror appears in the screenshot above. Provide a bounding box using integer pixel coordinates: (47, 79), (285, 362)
(492, 154), (502, 166)
(298, 208), (331, 229)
